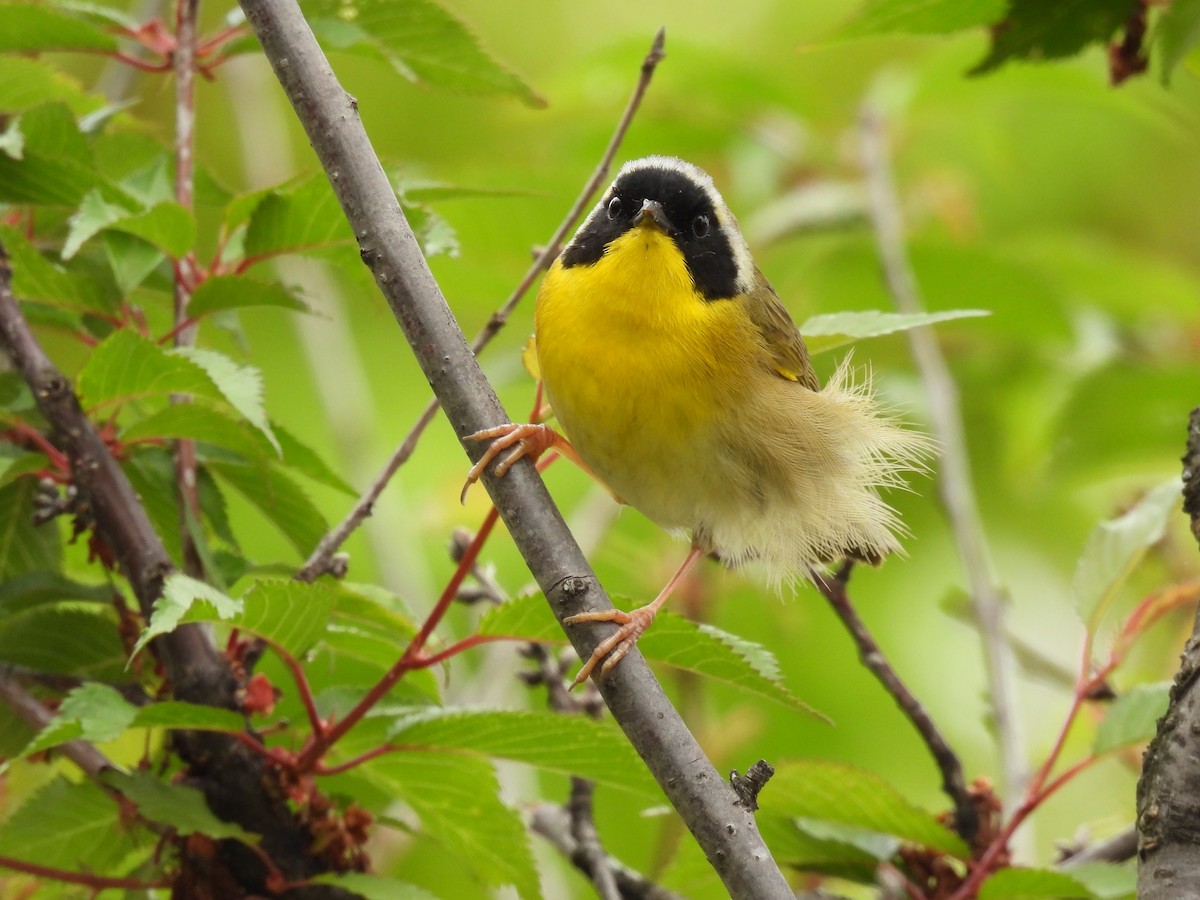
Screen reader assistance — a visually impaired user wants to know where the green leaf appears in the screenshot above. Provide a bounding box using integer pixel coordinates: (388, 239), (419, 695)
(124, 402), (273, 461)
(133, 572), (241, 656)
(758, 760), (969, 858)
(77, 329), (223, 410)
(0, 777), (132, 872)
(108, 201), (196, 257)
(1, 224), (119, 313)
(979, 866), (1095, 899)
(374, 706), (655, 795)
(123, 447), (185, 563)
(304, 0), (544, 106)
(309, 872), (439, 900)
(1094, 682), (1170, 755)
(478, 594), (822, 714)
(0, 2), (119, 52)
(799, 309), (990, 355)
(0, 479), (62, 580)
(838, 0), (1005, 37)
(208, 458), (329, 557)
(0, 606), (125, 679)
(0, 103), (102, 205)
(0, 56), (102, 114)
(366, 752), (542, 899)
(274, 424), (357, 496)
(1073, 480), (1181, 632)
(63, 188), (133, 259)
(0, 451), (48, 489)
(970, 0), (1140, 76)
(242, 174), (355, 262)
(177, 347), (279, 452)
(104, 770), (259, 843)
(187, 275), (314, 318)
(103, 229), (166, 294)
(0, 571), (111, 613)
(1157, 0), (1200, 84)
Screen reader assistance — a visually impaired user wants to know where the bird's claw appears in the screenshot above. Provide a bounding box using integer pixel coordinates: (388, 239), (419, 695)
(461, 423), (555, 503)
(564, 606), (656, 687)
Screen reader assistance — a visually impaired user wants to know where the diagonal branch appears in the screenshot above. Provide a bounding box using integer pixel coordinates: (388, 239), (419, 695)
(814, 562), (977, 842)
(860, 103), (1026, 804)
(296, 28), (666, 583)
(237, 3), (792, 896)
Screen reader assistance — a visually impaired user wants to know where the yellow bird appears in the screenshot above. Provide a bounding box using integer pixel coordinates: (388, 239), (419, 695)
(467, 156), (932, 685)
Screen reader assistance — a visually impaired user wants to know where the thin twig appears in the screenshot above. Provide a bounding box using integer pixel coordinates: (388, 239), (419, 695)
(860, 103), (1026, 804)
(0, 855), (170, 891)
(0, 671), (112, 778)
(295, 28), (667, 583)
(172, 0), (203, 578)
(814, 562), (977, 842)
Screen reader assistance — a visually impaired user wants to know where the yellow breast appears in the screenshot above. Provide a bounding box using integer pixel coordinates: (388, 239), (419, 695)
(534, 224), (765, 530)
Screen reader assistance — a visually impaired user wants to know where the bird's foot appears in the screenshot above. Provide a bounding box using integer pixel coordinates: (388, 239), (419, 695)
(564, 605), (659, 687)
(461, 423), (559, 502)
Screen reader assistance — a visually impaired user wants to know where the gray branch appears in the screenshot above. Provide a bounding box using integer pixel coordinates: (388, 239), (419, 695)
(237, 2), (793, 896)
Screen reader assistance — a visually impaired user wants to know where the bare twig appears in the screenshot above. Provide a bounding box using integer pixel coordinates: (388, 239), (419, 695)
(295, 28), (666, 583)
(814, 562), (977, 841)
(860, 103), (1026, 804)
(1058, 825), (1137, 868)
(237, 9), (792, 892)
(0, 671), (112, 778)
(1136, 407), (1200, 898)
(172, 0), (203, 578)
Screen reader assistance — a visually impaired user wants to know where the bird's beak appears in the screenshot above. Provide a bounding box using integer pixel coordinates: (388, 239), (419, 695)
(634, 199), (674, 234)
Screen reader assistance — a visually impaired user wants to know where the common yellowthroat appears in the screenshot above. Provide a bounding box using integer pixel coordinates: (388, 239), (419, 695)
(467, 156), (931, 685)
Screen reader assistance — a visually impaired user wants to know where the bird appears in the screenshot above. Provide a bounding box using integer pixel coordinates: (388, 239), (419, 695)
(465, 155), (932, 686)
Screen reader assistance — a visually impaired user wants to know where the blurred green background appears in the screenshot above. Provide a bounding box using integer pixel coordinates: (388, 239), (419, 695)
(66, 0), (1200, 895)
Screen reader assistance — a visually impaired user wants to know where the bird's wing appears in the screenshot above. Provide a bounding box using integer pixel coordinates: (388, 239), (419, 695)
(743, 270), (820, 390)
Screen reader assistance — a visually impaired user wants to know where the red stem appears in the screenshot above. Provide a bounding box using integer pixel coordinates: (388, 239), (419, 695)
(293, 507), (501, 771)
(267, 638), (326, 739)
(314, 743), (415, 776)
(408, 633), (516, 669)
(0, 854), (170, 889)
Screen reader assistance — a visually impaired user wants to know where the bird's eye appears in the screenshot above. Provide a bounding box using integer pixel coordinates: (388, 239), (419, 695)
(607, 196), (622, 219)
(692, 214), (711, 238)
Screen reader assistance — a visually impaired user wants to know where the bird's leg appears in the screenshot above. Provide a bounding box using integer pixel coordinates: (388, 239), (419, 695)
(565, 543), (705, 687)
(461, 422), (616, 503)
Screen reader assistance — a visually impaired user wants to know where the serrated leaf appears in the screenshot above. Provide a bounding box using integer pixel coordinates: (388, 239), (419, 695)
(309, 872), (439, 900)
(0, 606), (125, 679)
(208, 458), (329, 556)
(133, 572), (242, 656)
(374, 706), (655, 795)
(838, 0), (1005, 37)
(0, 2), (119, 52)
(365, 752), (542, 899)
(0, 479), (62, 579)
(1094, 682), (1170, 755)
(0, 777), (132, 872)
(979, 866), (1095, 899)
(77, 329), (223, 410)
(187, 275), (314, 318)
(104, 770), (259, 843)
(242, 174), (355, 262)
(123, 446), (185, 563)
(799, 309), (990, 355)
(103, 228), (165, 293)
(304, 0), (544, 107)
(1073, 480), (1181, 632)
(63, 188), (131, 259)
(1157, 0), (1200, 84)
(177, 347), (279, 453)
(478, 594), (821, 714)
(758, 760), (969, 858)
(755, 814), (880, 880)
(1, 224), (119, 313)
(971, 0), (1140, 76)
